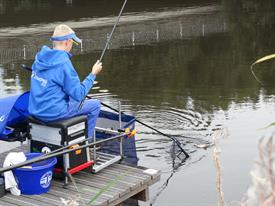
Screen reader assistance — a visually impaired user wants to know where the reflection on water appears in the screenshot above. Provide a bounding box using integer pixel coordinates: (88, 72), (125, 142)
(0, 0), (217, 27)
(0, 4), (223, 66)
(0, 65), (23, 96)
(1, 1), (275, 205)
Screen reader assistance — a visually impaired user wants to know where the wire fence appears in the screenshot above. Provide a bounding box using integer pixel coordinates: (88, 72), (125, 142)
(0, 12), (227, 64)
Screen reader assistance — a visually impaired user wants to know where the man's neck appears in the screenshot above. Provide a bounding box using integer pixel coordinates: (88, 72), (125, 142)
(54, 45), (67, 51)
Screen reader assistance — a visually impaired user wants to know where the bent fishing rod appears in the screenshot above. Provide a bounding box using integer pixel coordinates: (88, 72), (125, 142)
(89, 0), (187, 158)
(22, 0), (189, 158)
(21, 62), (189, 158)
(99, 0), (127, 62)
(86, 95), (190, 158)
(21, 64), (189, 159)
(78, 0), (127, 109)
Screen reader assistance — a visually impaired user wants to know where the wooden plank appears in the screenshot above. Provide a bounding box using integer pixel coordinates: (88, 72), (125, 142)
(1, 195), (39, 206)
(93, 168), (144, 186)
(50, 187), (90, 202)
(49, 187), (93, 206)
(93, 170), (142, 191)
(51, 181), (108, 205)
(101, 165), (151, 184)
(112, 164), (160, 180)
(29, 193), (66, 206)
(112, 164), (151, 174)
(74, 174), (124, 192)
(78, 171), (138, 191)
(0, 144), (161, 206)
(49, 187), (100, 206)
(73, 176), (124, 195)
(110, 164), (152, 179)
(86, 171), (139, 193)
(9, 194), (54, 206)
(52, 180), (109, 199)
(0, 198), (21, 206)
(107, 180), (151, 206)
(52, 179), (114, 205)
(131, 188), (149, 202)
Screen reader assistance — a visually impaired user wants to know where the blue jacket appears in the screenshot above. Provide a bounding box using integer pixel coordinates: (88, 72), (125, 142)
(28, 45), (96, 121)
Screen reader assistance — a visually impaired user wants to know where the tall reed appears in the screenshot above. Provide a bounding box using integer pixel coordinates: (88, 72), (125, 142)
(241, 135), (274, 206)
(212, 128), (228, 206)
(60, 169), (131, 206)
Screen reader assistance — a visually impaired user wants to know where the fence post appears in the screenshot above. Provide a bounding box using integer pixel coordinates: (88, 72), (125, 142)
(23, 45), (26, 60)
(107, 33), (110, 49)
(180, 23), (183, 39)
(132, 32), (135, 46)
(156, 28), (159, 42)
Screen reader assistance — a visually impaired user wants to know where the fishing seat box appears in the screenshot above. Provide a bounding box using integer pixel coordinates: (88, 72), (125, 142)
(28, 115), (93, 178)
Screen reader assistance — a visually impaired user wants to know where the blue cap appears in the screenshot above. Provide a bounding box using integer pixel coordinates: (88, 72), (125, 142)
(50, 33), (82, 44)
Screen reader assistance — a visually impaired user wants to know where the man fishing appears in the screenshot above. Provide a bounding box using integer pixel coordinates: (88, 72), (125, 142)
(28, 24), (102, 138)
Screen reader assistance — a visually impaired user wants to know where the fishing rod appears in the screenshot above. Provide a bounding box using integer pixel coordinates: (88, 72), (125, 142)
(25, 0), (127, 67)
(21, 63), (189, 158)
(25, 126), (131, 159)
(19, 66), (136, 172)
(99, 0), (127, 62)
(78, 0), (127, 109)
(86, 95), (190, 158)
(21, 0), (189, 158)
(0, 132), (127, 173)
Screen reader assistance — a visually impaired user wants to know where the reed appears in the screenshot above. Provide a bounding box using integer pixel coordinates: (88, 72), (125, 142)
(60, 173), (84, 206)
(212, 128), (228, 206)
(241, 135), (274, 206)
(60, 169), (131, 206)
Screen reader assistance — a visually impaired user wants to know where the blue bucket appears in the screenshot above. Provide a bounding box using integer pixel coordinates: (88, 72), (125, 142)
(13, 153), (57, 195)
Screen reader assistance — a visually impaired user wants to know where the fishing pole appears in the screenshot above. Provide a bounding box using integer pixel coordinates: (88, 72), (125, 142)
(21, 64), (189, 158)
(86, 96), (190, 158)
(99, 0), (127, 62)
(27, 128), (131, 158)
(0, 132), (127, 173)
(78, 0), (127, 109)
(21, 0), (188, 158)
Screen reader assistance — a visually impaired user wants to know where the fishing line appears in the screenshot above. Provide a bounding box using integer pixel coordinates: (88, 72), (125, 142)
(22, 68), (189, 159)
(21, 0), (189, 158)
(78, 0), (128, 109)
(99, 0), (127, 62)
(86, 95), (189, 158)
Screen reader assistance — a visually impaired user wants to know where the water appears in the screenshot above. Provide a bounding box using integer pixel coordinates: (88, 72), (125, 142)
(0, 0), (275, 205)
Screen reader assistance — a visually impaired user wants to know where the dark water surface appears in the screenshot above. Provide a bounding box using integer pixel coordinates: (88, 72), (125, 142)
(0, 0), (275, 205)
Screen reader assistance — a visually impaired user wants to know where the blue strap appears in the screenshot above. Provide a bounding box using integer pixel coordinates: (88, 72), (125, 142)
(50, 33), (75, 41)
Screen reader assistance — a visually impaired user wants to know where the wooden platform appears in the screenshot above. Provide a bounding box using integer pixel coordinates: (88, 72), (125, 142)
(0, 145), (160, 206)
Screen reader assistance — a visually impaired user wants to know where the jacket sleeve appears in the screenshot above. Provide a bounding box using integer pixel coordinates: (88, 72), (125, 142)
(62, 61), (96, 102)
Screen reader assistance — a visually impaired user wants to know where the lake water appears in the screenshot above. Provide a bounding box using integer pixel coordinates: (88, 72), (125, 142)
(0, 0), (275, 205)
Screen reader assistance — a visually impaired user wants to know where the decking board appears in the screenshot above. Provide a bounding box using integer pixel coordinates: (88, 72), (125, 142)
(78, 171), (139, 191)
(0, 144), (161, 206)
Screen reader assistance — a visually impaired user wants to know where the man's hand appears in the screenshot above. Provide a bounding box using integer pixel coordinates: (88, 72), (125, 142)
(91, 60), (102, 76)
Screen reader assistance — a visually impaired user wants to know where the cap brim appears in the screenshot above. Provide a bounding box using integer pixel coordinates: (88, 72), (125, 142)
(72, 39), (80, 45)
(72, 35), (82, 44)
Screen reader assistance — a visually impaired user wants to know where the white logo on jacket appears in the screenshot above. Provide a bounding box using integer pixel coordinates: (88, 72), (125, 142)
(31, 71), (48, 87)
(0, 115), (5, 122)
